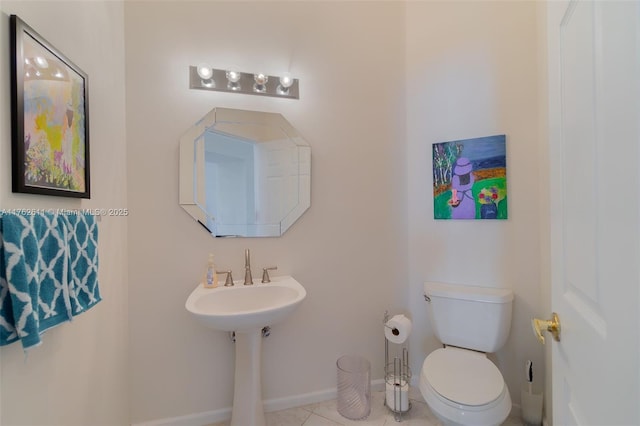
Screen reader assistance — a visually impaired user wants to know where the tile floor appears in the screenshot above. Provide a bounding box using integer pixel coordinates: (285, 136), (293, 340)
(209, 388), (524, 426)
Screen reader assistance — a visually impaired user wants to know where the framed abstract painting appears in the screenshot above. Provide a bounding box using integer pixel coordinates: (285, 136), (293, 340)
(10, 15), (90, 198)
(432, 135), (507, 220)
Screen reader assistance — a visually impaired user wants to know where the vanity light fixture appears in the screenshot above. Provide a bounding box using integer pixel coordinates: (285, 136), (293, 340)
(189, 66), (299, 99)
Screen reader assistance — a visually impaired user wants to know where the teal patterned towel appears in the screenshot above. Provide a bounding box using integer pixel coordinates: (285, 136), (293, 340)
(0, 212), (100, 349)
(64, 213), (100, 315)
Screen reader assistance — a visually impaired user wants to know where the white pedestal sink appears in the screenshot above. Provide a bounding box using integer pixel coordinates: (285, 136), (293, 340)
(185, 276), (306, 426)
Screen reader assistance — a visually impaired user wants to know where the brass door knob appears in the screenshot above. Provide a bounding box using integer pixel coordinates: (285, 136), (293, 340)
(532, 312), (561, 344)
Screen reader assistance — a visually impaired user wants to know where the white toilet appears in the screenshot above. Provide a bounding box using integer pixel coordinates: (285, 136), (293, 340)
(419, 282), (514, 426)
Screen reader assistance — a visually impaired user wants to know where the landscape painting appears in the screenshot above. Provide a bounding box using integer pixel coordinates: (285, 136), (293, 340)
(432, 135), (507, 220)
(10, 15), (90, 198)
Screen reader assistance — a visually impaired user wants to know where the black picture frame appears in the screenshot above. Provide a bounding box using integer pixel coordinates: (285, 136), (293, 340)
(10, 15), (90, 198)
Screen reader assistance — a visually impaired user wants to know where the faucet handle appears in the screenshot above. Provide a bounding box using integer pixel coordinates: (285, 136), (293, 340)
(261, 266), (278, 283)
(217, 270), (234, 286)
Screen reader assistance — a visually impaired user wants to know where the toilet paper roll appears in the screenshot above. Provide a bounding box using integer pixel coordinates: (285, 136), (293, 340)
(386, 378), (409, 412)
(384, 315), (412, 344)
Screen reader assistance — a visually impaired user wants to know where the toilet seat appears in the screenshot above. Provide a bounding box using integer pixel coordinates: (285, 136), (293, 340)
(423, 347), (504, 406)
(419, 347), (511, 426)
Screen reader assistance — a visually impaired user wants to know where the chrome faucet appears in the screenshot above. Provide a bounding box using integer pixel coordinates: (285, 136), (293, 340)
(244, 249), (253, 285)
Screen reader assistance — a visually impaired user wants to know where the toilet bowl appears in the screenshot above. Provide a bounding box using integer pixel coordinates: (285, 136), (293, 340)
(420, 282), (514, 426)
(419, 347), (511, 426)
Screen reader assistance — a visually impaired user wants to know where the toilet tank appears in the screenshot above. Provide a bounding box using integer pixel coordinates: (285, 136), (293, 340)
(424, 281), (514, 353)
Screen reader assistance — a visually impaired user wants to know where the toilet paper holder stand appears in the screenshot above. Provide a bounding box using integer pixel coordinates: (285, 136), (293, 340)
(384, 311), (412, 422)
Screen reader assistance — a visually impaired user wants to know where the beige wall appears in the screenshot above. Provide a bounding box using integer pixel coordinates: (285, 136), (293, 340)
(0, 1), (129, 425)
(405, 0), (545, 412)
(125, 1), (408, 423)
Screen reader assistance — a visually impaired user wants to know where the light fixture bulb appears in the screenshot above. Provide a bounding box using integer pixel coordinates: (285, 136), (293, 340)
(279, 73), (293, 89)
(196, 65), (213, 80)
(34, 56), (48, 69)
(254, 73), (268, 86)
(226, 70), (241, 83)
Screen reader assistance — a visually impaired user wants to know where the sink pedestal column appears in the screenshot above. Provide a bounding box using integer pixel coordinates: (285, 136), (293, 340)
(230, 329), (266, 426)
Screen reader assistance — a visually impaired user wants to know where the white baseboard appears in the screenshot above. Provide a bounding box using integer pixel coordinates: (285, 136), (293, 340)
(263, 386), (337, 414)
(131, 380), (385, 426)
(131, 380), (525, 426)
(131, 407), (232, 426)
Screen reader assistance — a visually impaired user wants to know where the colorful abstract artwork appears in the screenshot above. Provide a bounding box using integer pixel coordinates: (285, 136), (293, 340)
(10, 15), (90, 198)
(432, 135), (507, 220)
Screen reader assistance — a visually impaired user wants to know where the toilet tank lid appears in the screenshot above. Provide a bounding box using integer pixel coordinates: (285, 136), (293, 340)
(424, 282), (513, 303)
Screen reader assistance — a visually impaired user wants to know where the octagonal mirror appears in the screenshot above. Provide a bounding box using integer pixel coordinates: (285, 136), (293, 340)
(179, 108), (311, 237)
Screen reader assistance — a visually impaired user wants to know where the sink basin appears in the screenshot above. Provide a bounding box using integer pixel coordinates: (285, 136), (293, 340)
(185, 275), (306, 332)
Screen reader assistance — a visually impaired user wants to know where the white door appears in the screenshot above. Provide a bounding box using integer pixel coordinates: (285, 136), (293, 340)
(547, 1), (639, 425)
(254, 140), (298, 224)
